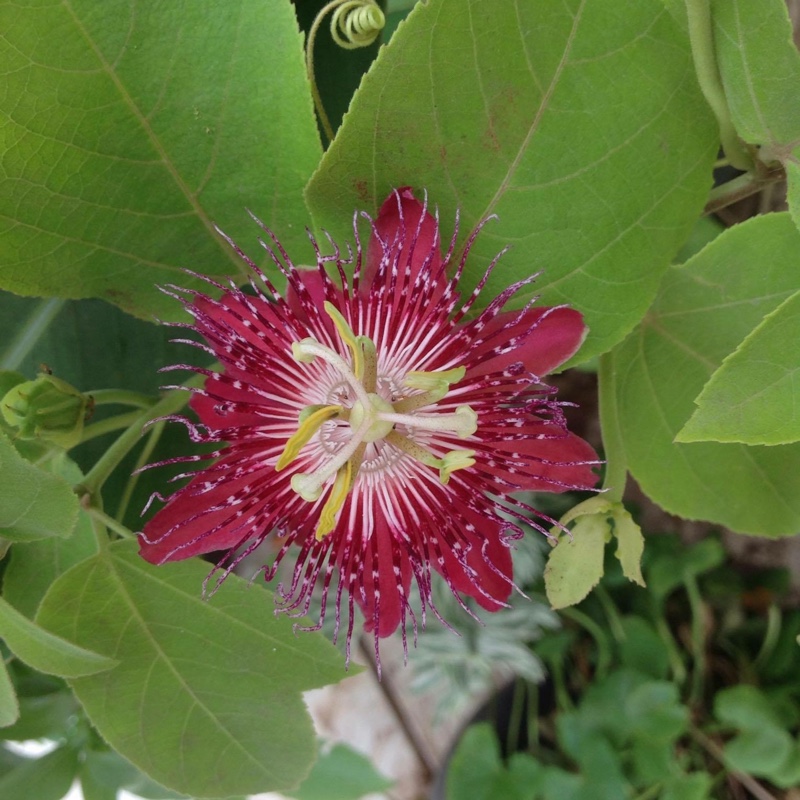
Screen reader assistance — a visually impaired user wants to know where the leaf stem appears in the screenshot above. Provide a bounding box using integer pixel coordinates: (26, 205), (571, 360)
(0, 298), (65, 371)
(80, 411), (144, 445)
(115, 419), (166, 523)
(703, 167), (785, 216)
(78, 375), (203, 499)
(684, 0), (752, 170)
(690, 726), (778, 800)
(597, 351), (627, 502)
(559, 606), (612, 681)
(685, 572), (707, 707)
(85, 506), (135, 540)
(86, 389), (158, 409)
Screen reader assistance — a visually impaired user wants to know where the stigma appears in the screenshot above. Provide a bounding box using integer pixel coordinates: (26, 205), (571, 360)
(276, 301), (477, 541)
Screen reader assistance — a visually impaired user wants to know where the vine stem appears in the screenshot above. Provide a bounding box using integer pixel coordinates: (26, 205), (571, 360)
(684, 0), (752, 171)
(115, 419), (166, 523)
(357, 636), (437, 780)
(80, 411), (144, 444)
(307, 0), (345, 143)
(597, 351), (627, 502)
(0, 298), (65, 371)
(78, 373), (204, 500)
(703, 167), (785, 216)
(86, 389), (158, 409)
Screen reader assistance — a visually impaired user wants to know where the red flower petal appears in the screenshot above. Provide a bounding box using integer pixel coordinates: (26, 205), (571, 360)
(465, 306), (588, 379)
(364, 187), (445, 290)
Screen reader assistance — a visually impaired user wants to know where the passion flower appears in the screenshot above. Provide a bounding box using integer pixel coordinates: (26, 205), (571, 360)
(139, 188), (599, 665)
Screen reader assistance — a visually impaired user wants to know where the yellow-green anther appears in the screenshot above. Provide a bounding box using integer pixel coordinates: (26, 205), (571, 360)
(395, 366), (467, 412)
(439, 449), (476, 485)
(315, 461), (353, 540)
(385, 430), (444, 468)
(276, 404), (341, 472)
(291, 339), (320, 363)
(377, 404), (477, 439)
(324, 301), (365, 381)
(358, 335), (378, 394)
(291, 472), (325, 502)
(386, 432), (476, 483)
(404, 366), (466, 392)
(453, 405), (478, 438)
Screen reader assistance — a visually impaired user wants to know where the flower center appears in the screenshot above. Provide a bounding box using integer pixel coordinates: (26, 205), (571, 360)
(276, 301), (478, 540)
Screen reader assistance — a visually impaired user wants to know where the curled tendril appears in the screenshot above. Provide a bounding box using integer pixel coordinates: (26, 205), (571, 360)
(307, 0), (386, 142)
(330, 0), (385, 49)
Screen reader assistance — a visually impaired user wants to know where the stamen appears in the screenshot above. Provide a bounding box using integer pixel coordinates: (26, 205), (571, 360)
(275, 404), (342, 471)
(324, 301), (365, 381)
(386, 430), (476, 484)
(394, 366), (466, 412)
(315, 461), (353, 540)
(378, 405), (478, 439)
(291, 416), (373, 501)
(292, 338), (371, 407)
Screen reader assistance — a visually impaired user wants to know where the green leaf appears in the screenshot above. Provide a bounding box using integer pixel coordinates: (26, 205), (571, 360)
(611, 507), (645, 587)
(306, 0), (717, 362)
(79, 764), (120, 800)
(544, 514), (609, 609)
(446, 723), (542, 800)
(712, 0), (800, 148)
(786, 159), (800, 234)
(291, 743), (393, 800)
(0, 432), (79, 542)
(0, 659), (19, 729)
(715, 685), (794, 776)
(677, 289), (800, 445)
(0, 745), (79, 800)
(82, 749), (189, 800)
(0, 691), (78, 741)
(618, 617), (669, 680)
(661, 772), (712, 800)
(0, 0), (321, 320)
(0, 595), (118, 678)
(3, 444), (98, 618)
(35, 540), (346, 798)
(625, 681), (687, 741)
(646, 537), (725, 605)
(3, 508), (98, 619)
(614, 213), (800, 535)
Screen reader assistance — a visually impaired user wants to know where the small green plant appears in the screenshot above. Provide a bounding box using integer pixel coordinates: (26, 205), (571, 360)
(446, 535), (800, 799)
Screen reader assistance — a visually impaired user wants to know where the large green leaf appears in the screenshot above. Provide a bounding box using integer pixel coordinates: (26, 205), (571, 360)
(0, 0), (321, 320)
(2, 508), (98, 619)
(2, 440), (98, 617)
(0, 433), (79, 542)
(677, 289), (800, 445)
(291, 743), (393, 800)
(614, 213), (800, 535)
(712, 0), (800, 147)
(712, 0), (800, 230)
(306, 0), (717, 361)
(0, 596), (118, 678)
(0, 660), (19, 729)
(0, 746), (80, 800)
(36, 540), (346, 798)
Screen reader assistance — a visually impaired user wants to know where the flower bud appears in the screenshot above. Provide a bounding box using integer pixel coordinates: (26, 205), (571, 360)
(1, 373), (92, 449)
